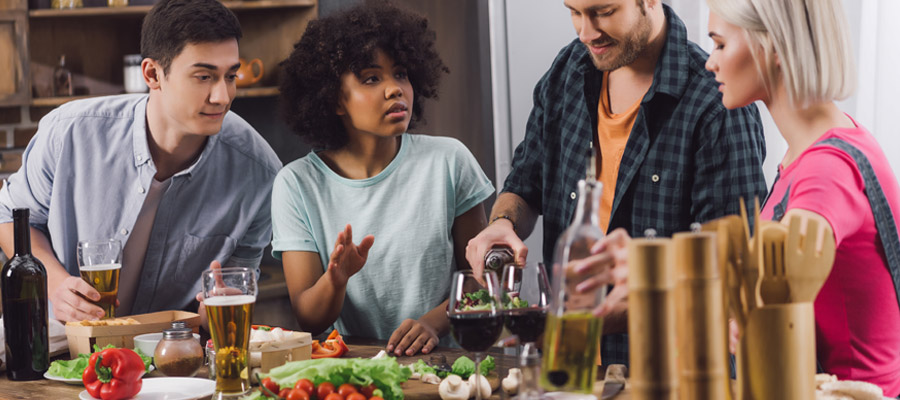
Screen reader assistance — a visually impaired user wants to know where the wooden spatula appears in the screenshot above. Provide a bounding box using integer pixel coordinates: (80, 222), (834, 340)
(758, 222), (790, 304)
(785, 214), (836, 303)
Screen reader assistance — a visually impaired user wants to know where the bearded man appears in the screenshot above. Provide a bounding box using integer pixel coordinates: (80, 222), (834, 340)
(466, 0), (767, 366)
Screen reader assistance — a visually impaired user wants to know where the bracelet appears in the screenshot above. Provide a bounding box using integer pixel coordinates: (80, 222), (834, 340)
(490, 214), (517, 233)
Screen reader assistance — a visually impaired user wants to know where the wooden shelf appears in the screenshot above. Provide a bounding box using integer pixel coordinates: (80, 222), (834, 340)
(30, 86), (279, 107)
(29, 0), (315, 18)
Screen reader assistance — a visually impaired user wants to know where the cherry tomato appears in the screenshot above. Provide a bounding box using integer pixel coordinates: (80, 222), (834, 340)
(324, 393), (345, 400)
(337, 384), (358, 397)
(360, 384), (376, 398)
(279, 388), (293, 399)
(287, 389), (311, 400)
(317, 382), (336, 400)
(294, 379), (315, 396)
(346, 393), (366, 400)
(369, 396), (384, 400)
(261, 377), (281, 395)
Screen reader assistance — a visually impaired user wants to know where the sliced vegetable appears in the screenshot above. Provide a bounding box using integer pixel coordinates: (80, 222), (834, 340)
(312, 330), (350, 359)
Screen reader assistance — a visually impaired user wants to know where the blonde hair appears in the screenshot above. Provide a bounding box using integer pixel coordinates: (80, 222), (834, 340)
(706, 0), (856, 107)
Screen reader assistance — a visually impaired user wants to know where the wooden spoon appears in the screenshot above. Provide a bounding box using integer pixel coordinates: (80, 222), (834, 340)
(785, 214), (836, 303)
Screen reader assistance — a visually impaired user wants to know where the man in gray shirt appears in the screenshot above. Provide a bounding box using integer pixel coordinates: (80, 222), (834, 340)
(0, 0), (281, 323)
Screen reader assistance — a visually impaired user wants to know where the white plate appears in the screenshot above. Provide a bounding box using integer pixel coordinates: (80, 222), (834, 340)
(43, 371), (83, 385)
(79, 377), (215, 400)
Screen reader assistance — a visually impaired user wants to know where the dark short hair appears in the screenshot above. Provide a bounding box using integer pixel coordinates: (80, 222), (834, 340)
(141, 0), (242, 75)
(279, 0), (448, 150)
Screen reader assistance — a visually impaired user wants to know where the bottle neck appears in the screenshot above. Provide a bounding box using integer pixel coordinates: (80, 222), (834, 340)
(13, 214), (31, 256)
(572, 180), (601, 227)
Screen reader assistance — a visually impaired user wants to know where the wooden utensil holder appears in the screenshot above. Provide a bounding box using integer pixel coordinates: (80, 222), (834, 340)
(744, 303), (816, 400)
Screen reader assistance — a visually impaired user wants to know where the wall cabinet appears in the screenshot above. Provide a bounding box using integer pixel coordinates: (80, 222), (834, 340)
(0, 1), (29, 106)
(1, 0), (317, 107)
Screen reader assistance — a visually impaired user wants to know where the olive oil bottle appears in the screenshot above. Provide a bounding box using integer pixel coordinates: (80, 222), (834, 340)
(542, 151), (607, 394)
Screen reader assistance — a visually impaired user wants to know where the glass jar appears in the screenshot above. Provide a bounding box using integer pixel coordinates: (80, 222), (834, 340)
(154, 322), (203, 377)
(123, 54), (147, 94)
(51, 0), (82, 9)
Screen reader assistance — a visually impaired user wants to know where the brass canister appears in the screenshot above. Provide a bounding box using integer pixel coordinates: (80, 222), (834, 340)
(673, 232), (728, 400)
(745, 303), (816, 400)
(628, 237), (677, 400)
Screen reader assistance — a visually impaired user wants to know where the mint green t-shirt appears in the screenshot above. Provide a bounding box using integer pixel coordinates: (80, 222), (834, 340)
(271, 133), (494, 340)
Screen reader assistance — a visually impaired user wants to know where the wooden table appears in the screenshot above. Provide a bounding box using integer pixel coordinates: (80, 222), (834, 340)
(0, 338), (631, 400)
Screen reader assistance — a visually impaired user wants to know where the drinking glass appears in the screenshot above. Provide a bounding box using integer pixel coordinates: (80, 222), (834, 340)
(77, 239), (122, 319)
(202, 267), (257, 399)
(448, 270), (503, 400)
(502, 262), (550, 400)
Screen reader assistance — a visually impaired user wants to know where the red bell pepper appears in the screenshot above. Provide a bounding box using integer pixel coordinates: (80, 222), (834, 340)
(311, 329), (350, 358)
(83, 348), (145, 400)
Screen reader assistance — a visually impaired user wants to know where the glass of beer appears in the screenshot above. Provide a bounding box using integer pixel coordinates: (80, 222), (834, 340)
(202, 267), (256, 399)
(77, 239), (122, 319)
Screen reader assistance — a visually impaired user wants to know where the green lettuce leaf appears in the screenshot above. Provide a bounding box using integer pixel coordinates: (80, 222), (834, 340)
(261, 357), (411, 400)
(47, 354), (90, 379)
(450, 355), (495, 379)
(47, 344), (152, 379)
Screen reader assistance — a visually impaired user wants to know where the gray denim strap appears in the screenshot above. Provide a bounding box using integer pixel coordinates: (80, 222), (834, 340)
(811, 138), (900, 310)
(761, 169), (791, 222)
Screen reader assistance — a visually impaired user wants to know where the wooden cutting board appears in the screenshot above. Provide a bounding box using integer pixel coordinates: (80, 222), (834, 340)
(400, 373), (500, 400)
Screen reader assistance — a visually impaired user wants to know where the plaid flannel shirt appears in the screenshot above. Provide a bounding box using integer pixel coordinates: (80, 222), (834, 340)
(502, 6), (767, 366)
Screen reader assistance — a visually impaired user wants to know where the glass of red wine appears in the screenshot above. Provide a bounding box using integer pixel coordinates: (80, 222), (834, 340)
(502, 262), (550, 400)
(448, 270), (503, 400)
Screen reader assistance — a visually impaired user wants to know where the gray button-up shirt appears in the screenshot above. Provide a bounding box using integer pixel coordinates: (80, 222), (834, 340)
(0, 94), (281, 314)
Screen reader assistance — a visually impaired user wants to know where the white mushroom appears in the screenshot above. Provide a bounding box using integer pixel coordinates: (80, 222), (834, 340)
(439, 375), (470, 400)
(421, 373), (441, 385)
(468, 373), (492, 399)
(502, 368), (521, 395)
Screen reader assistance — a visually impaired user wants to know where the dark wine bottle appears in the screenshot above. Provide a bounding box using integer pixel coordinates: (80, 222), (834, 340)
(1, 208), (49, 380)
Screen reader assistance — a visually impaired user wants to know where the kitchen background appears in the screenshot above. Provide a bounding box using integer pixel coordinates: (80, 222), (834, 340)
(0, 0), (896, 328)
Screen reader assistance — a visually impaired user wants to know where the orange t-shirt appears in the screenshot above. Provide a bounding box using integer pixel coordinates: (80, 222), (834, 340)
(596, 71), (641, 232)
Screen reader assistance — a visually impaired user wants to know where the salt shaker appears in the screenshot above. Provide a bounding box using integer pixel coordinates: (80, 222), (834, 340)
(154, 322), (203, 377)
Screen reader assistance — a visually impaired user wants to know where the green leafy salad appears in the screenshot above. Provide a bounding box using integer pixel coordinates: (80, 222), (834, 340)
(502, 292), (529, 309)
(457, 289), (498, 312)
(47, 344), (153, 379)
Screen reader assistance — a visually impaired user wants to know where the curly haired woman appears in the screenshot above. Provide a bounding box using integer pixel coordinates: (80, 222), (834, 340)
(272, 0), (494, 356)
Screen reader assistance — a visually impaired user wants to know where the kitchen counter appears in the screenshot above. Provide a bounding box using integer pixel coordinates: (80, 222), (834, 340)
(0, 338), (632, 399)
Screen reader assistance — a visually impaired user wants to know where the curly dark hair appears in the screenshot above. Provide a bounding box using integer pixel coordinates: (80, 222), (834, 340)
(279, 0), (448, 150)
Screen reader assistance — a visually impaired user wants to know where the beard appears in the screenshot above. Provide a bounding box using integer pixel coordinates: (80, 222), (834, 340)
(587, 13), (653, 71)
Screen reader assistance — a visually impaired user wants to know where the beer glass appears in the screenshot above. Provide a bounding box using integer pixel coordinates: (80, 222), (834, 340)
(77, 239), (122, 319)
(202, 267), (257, 399)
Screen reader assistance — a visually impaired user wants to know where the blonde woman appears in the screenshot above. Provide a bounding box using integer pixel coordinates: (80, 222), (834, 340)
(706, 0), (900, 395)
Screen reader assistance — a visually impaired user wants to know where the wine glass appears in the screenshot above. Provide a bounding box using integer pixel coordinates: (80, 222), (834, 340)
(502, 262), (550, 400)
(448, 270), (503, 400)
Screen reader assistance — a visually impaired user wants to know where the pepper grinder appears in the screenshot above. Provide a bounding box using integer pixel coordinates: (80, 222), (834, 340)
(628, 230), (677, 400)
(673, 230), (728, 400)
